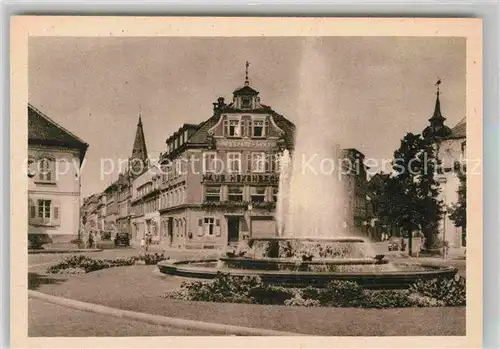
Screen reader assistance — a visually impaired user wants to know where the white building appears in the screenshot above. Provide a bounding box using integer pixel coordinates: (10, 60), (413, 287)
(422, 85), (466, 248)
(28, 104), (88, 243)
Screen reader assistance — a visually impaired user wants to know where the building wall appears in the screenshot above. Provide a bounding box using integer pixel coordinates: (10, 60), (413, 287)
(436, 137), (466, 248)
(28, 145), (82, 242)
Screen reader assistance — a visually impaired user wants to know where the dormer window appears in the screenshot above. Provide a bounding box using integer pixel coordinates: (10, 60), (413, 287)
(241, 96), (252, 109)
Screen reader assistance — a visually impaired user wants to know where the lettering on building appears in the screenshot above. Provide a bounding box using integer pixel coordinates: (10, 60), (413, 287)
(216, 139), (276, 149)
(202, 173), (279, 185)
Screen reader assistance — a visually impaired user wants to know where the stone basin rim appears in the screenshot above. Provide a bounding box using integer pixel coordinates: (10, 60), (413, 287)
(220, 256), (389, 265)
(247, 236), (367, 243)
(157, 259), (458, 276)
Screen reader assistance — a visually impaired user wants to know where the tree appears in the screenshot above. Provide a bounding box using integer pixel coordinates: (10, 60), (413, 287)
(370, 133), (444, 255)
(449, 167), (466, 245)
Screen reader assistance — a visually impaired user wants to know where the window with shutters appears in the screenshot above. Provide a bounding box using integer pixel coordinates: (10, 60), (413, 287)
(228, 186), (243, 201)
(227, 153), (241, 173)
(204, 185), (221, 202)
(30, 199), (60, 226)
(250, 186), (266, 202)
(37, 157), (56, 183)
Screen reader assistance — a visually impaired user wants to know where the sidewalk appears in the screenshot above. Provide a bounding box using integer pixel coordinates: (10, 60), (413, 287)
(29, 297), (215, 336)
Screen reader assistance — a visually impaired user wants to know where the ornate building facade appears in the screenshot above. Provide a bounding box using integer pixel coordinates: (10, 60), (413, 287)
(83, 68), (370, 249)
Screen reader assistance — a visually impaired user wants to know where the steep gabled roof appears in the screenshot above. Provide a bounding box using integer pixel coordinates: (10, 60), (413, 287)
(186, 116), (219, 144)
(449, 117), (466, 139)
(270, 111), (295, 147)
(28, 104), (89, 162)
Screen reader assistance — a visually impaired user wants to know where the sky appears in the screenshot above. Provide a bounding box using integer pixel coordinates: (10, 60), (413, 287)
(29, 36), (466, 198)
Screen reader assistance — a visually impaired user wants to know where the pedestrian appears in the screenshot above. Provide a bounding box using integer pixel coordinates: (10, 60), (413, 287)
(145, 233), (151, 252)
(88, 232), (94, 249)
(140, 236), (145, 252)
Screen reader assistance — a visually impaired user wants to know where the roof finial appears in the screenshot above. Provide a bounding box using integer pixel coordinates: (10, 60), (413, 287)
(138, 104), (142, 125)
(244, 61), (250, 86)
(435, 78), (442, 96)
(432, 79), (443, 120)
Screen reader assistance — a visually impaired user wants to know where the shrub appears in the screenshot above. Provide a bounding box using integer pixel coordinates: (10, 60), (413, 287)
(28, 233), (52, 249)
(140, 253), (166, 265)
(180, 273), (260, 303)
(409, 275), (466, 306)
(407, 293), (445, 307)
(54, 267), (86, 275)
(247, 285), (295, 305)
(164, 290), (190, 301)
(362, 290), (414, 308)
(300, 286), (321, 300)
(104, 257), (137, 267)
(176, 273), (297, 305)
(163, 273), (465, 309)
(284, 295), (321, 307)
(317, 280), (365, 306)
(46, 255), (137, 274)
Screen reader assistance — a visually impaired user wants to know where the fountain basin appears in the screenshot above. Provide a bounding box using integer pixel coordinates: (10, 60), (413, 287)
(239, 236), (375, 260)
(220, 257), (388, 271)
(157, 259), (458, 289)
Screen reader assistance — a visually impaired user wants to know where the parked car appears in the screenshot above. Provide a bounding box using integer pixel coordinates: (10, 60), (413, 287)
(114, 232), (130, 247)
(387, 237), (400, 251)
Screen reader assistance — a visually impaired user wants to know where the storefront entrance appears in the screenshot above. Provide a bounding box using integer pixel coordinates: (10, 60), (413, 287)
(227, 216), (240, 244)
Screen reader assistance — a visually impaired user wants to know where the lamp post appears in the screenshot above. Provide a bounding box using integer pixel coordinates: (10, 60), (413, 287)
(247, 203), (253, 238)
(438, 177), (448, 259)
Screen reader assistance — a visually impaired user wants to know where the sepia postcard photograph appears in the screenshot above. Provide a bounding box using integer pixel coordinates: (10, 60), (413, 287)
(10, 16), (482, 349)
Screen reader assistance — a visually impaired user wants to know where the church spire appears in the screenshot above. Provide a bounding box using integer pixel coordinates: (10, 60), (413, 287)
(129, 114), (149, 176)
(132, 114), (147, 160)
(431, 79), (444, 121)
(422, 79), (452, 140)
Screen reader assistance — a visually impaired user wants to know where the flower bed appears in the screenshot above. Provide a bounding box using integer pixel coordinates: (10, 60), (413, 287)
(46, 253), (167, 274)
(164, 272), (466, 308)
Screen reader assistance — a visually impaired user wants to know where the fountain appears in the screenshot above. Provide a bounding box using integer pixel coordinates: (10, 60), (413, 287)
(276, 149), (291, 237)
(157, 38), (457, 289)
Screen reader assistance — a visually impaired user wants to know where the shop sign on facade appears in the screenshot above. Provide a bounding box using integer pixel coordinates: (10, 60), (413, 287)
(216, 139), (276, 149)
(202, 173), (279, 185)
